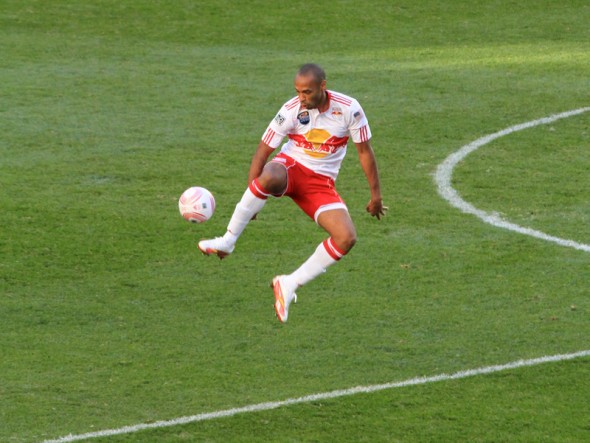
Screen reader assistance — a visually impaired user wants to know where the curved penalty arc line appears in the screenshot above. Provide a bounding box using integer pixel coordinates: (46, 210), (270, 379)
(435, 107), (590, 253)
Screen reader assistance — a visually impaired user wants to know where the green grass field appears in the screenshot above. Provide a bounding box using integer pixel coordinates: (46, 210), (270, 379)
(1, 1), (589, 441)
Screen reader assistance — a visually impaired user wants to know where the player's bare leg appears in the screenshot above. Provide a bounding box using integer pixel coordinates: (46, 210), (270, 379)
(198, 162), (287, 259)
(274, 209), (356, 322)
(316, 209), (357, 253)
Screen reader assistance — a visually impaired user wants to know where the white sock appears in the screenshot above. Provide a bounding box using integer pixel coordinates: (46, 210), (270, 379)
(223, 186), (267, 244)
(288, 238), (345, 287)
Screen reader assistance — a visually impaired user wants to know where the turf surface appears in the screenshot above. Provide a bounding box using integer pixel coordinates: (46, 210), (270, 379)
(1, 1), (589, 441)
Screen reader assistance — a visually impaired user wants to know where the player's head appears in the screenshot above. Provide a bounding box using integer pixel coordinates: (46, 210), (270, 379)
(297, 63), (326, 83)
(295, 63), (327, 110)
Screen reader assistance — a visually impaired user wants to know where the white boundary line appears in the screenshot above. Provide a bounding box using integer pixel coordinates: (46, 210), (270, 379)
(42, 349), (590, 442)
(435, 106), (590, 252)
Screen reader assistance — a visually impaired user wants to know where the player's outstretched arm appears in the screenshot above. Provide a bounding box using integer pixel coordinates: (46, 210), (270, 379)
(355, 140), (387, 220)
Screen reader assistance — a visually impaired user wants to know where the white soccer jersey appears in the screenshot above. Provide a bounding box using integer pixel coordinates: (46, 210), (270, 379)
(261, 90), (372, 180)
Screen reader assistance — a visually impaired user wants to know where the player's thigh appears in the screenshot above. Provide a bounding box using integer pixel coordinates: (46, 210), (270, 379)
(316, 208), (357, 251)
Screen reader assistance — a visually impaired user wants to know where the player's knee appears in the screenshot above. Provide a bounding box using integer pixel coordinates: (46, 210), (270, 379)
(337, 231), (357, 253)
(346, 232), (357, 251)
(258, 164), (287, 194)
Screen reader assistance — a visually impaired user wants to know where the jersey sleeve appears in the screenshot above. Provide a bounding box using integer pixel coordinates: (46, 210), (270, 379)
(261, 105), (293, 149)
(348, 100), (372, 144)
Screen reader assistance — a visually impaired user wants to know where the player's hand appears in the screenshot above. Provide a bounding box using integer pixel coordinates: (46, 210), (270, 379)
(366, 198), (388, 220)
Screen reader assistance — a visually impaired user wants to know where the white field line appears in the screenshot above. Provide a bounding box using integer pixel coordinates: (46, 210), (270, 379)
(435, 107), (590, 253)
(42, 349), (590, 443)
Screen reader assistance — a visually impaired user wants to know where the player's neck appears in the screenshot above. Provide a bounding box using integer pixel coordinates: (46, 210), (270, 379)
(317, 91), (329, 113)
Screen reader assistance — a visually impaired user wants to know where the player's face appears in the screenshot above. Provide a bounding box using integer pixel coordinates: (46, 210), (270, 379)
(294, 74), (327, 110)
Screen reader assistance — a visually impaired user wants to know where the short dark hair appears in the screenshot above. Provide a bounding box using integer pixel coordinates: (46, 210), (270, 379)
(297, 63), (326, 83)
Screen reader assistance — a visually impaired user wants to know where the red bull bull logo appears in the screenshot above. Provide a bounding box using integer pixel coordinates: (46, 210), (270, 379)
(289, 129), (349, 158)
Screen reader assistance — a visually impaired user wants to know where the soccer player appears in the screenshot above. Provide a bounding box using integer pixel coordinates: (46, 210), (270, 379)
(199, 63), (386, 322)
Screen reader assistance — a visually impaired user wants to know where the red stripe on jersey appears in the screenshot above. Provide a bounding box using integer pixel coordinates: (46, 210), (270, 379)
(322, 135), (349, 151)
(329, 92), (352, 106)
(288, 133), (313, 149)
(359, 125), (369, 142)
(286, 97), (300, 110)
(323, 238), (346, 261)
(262, 128), (276, 145)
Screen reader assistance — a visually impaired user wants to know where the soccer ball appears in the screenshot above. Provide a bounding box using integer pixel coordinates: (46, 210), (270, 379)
(178, 186), (216, 223)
